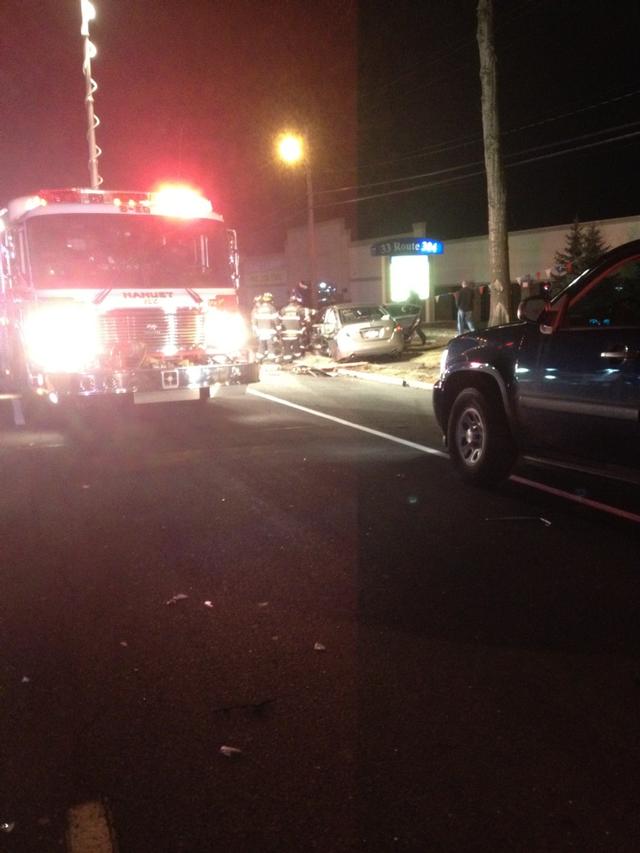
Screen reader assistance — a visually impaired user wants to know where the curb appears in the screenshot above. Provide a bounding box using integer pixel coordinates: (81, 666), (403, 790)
(266, 358), (440, 390)
(335, 369), (434, 390)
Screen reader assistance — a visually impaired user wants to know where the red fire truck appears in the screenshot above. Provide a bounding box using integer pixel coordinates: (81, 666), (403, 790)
(0, 184), (259, 420)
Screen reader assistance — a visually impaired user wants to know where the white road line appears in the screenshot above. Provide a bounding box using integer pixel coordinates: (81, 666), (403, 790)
(249, 387), (640, 524)
(247, 388), (447, 457)
(510, 474), (640, 524)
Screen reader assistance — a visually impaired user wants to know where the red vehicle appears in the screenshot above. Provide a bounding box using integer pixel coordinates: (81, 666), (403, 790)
(0, 185), (259, 419)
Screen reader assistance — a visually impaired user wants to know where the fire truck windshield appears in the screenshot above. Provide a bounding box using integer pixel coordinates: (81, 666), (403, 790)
(25, 213), (232, 289)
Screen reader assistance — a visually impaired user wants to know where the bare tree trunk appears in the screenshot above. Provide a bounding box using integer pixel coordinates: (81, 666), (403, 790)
(477, 0), (511, 325)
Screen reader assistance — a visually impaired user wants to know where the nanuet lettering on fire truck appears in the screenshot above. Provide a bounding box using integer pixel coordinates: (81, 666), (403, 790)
(122, 291), (173, 299)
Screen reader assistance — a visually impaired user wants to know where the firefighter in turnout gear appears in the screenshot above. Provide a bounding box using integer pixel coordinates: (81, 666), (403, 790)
(251, 293), (280, 360)
(278, 294), (305, 361)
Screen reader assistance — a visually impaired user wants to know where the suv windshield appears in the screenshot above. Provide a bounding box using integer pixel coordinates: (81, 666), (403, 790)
(26, 213), (231, 289)
(338, 306), (386, 325)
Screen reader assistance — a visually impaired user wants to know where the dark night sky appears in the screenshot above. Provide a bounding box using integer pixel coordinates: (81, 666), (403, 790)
(1, 0), (639, 254)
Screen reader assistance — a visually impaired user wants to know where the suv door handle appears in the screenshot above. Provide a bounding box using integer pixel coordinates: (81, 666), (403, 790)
(600, 346), (639, 361)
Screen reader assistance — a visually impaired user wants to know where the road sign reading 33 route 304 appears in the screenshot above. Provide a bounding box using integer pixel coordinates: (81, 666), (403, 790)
(371, 238), (444, 256)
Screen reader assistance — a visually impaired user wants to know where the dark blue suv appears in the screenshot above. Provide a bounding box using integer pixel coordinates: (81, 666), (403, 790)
(433, 240), (640, 485)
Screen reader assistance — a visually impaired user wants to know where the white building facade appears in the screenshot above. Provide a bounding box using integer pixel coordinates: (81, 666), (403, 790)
(241, 214), (640, 319)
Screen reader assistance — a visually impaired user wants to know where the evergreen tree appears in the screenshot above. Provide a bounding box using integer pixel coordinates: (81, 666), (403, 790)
(582, 222), (609, 268)
(551, 218), (583, 294)
(551, 219), (610, 294)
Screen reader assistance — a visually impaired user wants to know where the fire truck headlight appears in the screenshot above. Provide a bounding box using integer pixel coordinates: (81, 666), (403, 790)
(205, 310), (248, 353)
(24, 304), (100, 372)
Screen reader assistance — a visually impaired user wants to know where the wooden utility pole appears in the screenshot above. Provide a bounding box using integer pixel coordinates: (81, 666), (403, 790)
(477, 0), (511, 325)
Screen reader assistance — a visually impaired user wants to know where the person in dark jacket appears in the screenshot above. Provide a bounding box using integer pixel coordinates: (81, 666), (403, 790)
(251, 293), (280, 359)
(455, 280), (475, 334)
(405, 291), (427, 344)
(278, 294), (305, 360)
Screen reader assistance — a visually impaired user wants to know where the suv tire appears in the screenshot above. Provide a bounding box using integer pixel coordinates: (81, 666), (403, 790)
(447, 387), (517, 486)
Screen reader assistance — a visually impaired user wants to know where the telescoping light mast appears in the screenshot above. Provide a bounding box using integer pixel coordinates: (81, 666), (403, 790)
(80, 0), (102, 188)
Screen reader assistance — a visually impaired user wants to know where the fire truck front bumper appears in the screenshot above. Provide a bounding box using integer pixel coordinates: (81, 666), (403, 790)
(34, 361), (261, 398)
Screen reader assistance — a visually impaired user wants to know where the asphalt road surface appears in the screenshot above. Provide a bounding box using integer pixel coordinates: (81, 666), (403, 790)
(1, 373), (639, 852)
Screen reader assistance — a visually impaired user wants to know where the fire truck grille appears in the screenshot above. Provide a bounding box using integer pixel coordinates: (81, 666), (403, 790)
(100, 308), (205, 352)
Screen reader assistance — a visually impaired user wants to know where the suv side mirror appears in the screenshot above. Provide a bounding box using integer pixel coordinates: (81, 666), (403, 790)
(517, 295), (548, 323)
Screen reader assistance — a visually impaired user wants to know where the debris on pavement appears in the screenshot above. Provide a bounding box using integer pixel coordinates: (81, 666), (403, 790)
(204, 600), (214, 608)
(291, 365), (337, 377)
(165, 593), (189, 605)
(0, 821), (15, 833)
(119, 641), (128, 648)
(257, 601), (269, 608)
(484, 515), (552, 527)
(219, 745), (243, 758)
(213, 698), (274, 717)
(314, 642), (327, 652)
(284, 328), (453, 385)
(21, 675), (30, 683)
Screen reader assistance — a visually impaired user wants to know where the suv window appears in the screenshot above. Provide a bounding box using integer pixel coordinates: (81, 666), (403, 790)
(566, 258), (640, 328)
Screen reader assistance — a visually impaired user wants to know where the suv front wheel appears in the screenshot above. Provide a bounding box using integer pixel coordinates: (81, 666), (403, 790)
(447, 387), (517, 486)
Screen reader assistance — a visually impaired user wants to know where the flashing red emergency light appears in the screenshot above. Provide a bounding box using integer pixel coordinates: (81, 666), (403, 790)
(149, 185), (213, 219)
(31, 185), (215, 220)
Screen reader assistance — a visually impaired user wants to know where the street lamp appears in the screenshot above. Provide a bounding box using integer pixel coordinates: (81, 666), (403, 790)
(276, 132), (316, 308)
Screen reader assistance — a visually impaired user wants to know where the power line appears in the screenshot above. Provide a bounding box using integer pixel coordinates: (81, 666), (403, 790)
(245, 122), (640, 237)
(353, 86), (640, 175)
(316, 117), (640, 198)
(312, 128), (640, 211)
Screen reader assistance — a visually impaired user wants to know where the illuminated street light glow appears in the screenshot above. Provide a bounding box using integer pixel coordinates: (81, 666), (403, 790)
(275, 130), (316, 306)
(277, 133), (305, 165)
(80, 0), (96, 36)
